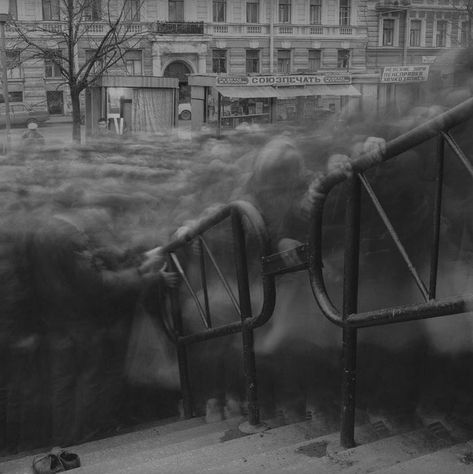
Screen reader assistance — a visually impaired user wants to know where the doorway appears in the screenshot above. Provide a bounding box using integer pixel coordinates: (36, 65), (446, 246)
(164, 61), (192, 122)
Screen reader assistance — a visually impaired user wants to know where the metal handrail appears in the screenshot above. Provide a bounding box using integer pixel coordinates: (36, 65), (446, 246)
(307, 96), (473, 448)
(309, 97), (473, 328)
(159, 200), (276, 426)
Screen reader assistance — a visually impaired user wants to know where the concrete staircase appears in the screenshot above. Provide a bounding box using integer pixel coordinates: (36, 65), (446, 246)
(1, 414), (472, 474)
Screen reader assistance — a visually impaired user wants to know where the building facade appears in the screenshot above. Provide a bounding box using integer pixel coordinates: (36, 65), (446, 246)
(2, 0), (470, 119)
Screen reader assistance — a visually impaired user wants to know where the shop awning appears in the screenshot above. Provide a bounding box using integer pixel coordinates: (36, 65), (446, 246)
(216, 86), (280, 98)
(216, 84), (361, 99)
(275, 84), (361, 98)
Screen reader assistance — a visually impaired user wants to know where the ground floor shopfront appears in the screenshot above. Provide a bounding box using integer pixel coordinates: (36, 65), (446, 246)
(85, 75), (179, 138)
(188, 73), (362, 133)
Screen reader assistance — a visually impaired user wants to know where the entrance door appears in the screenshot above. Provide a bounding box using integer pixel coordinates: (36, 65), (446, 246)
(47, 91), (64, 115)
(164, 61), (192, 120)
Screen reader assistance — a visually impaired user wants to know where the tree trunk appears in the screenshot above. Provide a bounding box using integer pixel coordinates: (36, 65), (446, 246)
(70, 88), (82, 143)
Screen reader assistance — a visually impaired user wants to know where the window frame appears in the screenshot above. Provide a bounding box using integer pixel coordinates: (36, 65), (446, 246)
(337, 48), (350, 69)
(382, 18), (395, 46)
(124, 49), (143, 75)
(460, 19), (470, 47)
(309, 0), (322, 25)
(409, 19), (422, 47)
(212, 49), (227, 73)
(6, 50), (22, 79)
(246, 0), (259, 24)
(9, 0), (18, 20)
(435, 19), (448, 48)
(277, 49), (291, 73)
(308, 48), (321, 72)
(278, 0), (291, 24)
(213, 0), (226, 23)
(339, 0), (351, 27)
(169, 0), (184, 22)
(42, 0), (61, 21)
(124, 0), (141, 21)
(246, 49), (260, 74)
(44, 51), (63, 79)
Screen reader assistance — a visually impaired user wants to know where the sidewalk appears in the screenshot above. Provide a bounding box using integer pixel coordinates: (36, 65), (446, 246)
(46, 115), (73, 125)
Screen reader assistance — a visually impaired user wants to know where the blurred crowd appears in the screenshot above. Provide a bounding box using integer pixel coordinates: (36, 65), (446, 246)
(1, 61), (473, 454)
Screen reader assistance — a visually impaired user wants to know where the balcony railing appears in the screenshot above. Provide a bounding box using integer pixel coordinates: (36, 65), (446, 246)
(5, 20), (152, 35)
(6, 20), (365, 38)
(205, 23), (366, 37)
(155, 21), (204, 35)
(375, 0), (411, 10)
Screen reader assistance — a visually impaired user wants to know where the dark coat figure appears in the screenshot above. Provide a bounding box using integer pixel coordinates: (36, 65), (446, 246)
(29, 207), (172, 446)
(0, 213), (45, 453)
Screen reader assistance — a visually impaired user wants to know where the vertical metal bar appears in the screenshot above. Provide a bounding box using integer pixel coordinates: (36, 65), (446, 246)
(217, 93), (222, 137)
(169, 257), (193, 419)
(429, 135), (445, 300)
(340, 175), (361, 448)
(199, 237), (212, 328)
(232, 210), (260, 426)
(0, 18), (11, 154)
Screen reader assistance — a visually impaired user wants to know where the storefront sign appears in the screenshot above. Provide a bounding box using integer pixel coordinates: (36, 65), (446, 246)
(216, 73), (352, 87)
(381, 65), (430, 83)
(216, 76), (249, 86)
(422, 56), (437, 64)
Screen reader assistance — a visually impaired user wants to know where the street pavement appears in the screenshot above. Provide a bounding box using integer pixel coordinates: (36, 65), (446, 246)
(2, 116), (192, 150)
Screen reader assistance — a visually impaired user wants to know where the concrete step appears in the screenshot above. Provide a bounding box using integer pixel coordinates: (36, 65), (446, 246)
(0, 416), (209, 474)
(273, 427), (458, 474)
(76, 417), (337, 474)
(374, 440), (473, 474)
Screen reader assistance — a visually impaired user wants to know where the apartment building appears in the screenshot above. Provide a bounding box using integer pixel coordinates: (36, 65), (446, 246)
(3, 0), (468, 121)
(3, 0), (370, 117)
(365, 0), (470, 113)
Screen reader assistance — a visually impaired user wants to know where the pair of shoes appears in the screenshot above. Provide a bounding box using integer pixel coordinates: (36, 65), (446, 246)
(32, 448), (81, 474)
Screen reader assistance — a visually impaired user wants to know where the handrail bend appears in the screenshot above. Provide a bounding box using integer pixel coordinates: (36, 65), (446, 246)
(309, 97), (473, 328)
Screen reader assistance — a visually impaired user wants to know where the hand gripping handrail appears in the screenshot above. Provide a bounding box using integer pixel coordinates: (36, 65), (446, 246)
(309, 96), (473, 328)
(158, 200), (276, 428)
(160, 200), (276, 335)
(307, 96), (473, 448)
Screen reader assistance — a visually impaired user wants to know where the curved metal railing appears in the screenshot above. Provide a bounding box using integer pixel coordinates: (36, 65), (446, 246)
(158, 200), (276, 428)
(307, 96), (473, 447)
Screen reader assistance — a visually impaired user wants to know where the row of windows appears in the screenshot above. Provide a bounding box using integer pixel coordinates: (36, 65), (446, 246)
(6, 49), (144, 78)
(10, 47), (349, 78)
(41, 0), (140, 21)
(381, 17), (468, 48)
(212, 48), (351, 74)
(14, 0), (351, 25)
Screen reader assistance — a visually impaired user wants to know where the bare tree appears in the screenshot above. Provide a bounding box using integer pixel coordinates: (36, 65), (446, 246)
(9, 0), (146, 142)
(453, 0), (473, 47)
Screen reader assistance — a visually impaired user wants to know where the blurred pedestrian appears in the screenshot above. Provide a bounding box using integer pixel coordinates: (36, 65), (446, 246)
(29, 199), (177, 446)
(22, 122), (45, 149)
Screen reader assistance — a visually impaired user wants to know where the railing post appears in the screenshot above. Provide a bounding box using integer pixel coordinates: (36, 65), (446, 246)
(429, 134), (445, 299)
(340, 175), (361, 448)
(169, 256), (194, 419)
(231, 210), (263, 430)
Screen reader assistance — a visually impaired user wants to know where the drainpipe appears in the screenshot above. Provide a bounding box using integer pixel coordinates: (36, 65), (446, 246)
(269, 0), (274, 73)
(403, 9), (409, 65)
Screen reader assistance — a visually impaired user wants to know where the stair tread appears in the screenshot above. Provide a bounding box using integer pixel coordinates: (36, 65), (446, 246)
(0, 416), (216, 474)
(195, 423), (454, 474)
(77, 418), (336, 474)
(373, 439), (473, 474)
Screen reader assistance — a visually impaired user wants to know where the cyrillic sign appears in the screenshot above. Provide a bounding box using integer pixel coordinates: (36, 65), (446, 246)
(422, 56), (437, 64)
(381, 65), (430, 83)
(216, 73), (352, 86)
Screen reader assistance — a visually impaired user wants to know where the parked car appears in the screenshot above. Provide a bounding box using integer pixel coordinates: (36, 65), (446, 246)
(178, 103), (191, 121)
(0, 103), (50, 128)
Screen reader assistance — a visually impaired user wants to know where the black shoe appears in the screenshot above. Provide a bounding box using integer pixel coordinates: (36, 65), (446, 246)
(50, 447), (81, 471)
(32, 454), (65, 474)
